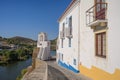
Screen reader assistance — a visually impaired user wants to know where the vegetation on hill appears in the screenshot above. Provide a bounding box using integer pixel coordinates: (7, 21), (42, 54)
(0, 36), (57, 65)
(0, 36), (36, 65)
(0, 36), (2, 41)
(7, 36), (36, 45)
(0, 46), (34, 65)
(50, 38), (57, 51)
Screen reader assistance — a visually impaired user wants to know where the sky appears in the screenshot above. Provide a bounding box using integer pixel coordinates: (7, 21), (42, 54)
(0, 0), (71, 40)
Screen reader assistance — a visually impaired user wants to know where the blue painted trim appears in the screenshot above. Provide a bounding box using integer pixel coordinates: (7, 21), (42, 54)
(58, 60), (79, 73)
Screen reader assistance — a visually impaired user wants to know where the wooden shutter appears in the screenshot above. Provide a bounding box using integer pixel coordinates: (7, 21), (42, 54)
(95, 0), (106, 20)
(96, 32), (106, 58)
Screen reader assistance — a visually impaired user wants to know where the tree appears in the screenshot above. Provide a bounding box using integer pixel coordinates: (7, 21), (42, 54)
(9, 50), (18, 60)
(0, 36), (2, 41)
(5, 50), (18, 61)
(17, 49), (25, 58)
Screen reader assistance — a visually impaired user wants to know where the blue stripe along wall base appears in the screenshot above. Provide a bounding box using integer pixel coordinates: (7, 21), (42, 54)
(58, 60), (79, 73)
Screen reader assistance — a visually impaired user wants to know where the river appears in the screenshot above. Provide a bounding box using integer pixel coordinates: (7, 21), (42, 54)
(0, 58), (32, 80)
(0, 51), (56, 80)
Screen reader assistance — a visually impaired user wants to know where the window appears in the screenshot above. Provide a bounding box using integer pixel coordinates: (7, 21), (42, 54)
(59, 53), (63, 61)
(61, 39), (63, 48)
(73, 59), (76, 65)
(62, 54), (63, 61)
(95, 0), (106, 20)
(68, 38), (71, 47)
(60, 23), (65, 48)
(63, 23), (65, 37)
(66, 17), (68, 24)
(68, 16), (72, 35)
(69, 16), (72, 27)
(96, 32), (106, 58)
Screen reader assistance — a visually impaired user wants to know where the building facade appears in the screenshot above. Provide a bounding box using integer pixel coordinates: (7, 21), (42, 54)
(56, 0), (80, 73)
(79, 0), (120, 80)
(37, 32), (50, 60)
(57, 0), (120, 80)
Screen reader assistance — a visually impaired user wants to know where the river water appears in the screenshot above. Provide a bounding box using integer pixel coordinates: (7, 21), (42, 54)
(0, 51), (56, 80)
(0, 58), (32, 80)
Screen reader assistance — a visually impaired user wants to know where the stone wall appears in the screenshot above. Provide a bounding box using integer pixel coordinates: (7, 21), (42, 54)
(22, 48), (48, 80)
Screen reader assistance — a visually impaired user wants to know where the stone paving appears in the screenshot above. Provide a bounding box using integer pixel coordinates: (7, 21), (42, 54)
(46, 59), (92, 80)
(48, 65), (69, 80)
(23, 57), (92, 80)
(22, 59), (47, 80)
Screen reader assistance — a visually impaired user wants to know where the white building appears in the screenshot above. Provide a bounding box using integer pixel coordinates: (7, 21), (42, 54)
(37, 32), (50, 60)
(79, 0), (120, 80)
(57, 0), (80, 73)
(57, 0), (120, 80)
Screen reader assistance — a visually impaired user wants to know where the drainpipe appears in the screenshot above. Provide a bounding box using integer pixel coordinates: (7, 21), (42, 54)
(78, 0), (81, 71)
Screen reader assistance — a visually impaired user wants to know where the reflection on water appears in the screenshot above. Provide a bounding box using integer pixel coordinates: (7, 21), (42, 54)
(0, 58), (32, 80)
(0, 51), (56, 80)
(50, 51), (56, 56)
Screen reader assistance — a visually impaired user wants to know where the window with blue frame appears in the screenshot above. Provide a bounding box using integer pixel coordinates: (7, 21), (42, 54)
(68, 38), (71, 47)
(73, 59), (76, 65)
(60, 53), (63, 61)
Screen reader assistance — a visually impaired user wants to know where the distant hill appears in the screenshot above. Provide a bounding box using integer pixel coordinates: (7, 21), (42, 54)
(0, 36), (57, 50)
(7, 36), (36, 45)
(10, 36), (35, 42)
(0, 36), (36, 45)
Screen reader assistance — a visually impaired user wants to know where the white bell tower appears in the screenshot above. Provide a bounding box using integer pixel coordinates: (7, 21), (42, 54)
(37, 32), (51, 60)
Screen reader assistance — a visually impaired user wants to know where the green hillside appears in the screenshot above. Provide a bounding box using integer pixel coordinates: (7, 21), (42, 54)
(7, 36), (36, 45)
(50, 38), (57, 51)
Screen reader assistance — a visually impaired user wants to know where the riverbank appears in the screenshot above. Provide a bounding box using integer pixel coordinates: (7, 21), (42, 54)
(0, 57), (31, 66)
(0, 58), (32, 80)
(0, 48), (32, 66)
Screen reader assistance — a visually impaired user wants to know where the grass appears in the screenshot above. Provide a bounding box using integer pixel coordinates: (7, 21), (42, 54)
(16, 68), (27, 80)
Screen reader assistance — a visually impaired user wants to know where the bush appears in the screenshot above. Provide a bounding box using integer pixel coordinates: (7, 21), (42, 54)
(16, 68), (27, 80)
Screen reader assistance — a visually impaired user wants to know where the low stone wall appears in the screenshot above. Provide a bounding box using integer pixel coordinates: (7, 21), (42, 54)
(22, 66), (33, 79)
(22, 59), (48, 80)
(22, 48), (48, 80)
(32, 48), (40, 69)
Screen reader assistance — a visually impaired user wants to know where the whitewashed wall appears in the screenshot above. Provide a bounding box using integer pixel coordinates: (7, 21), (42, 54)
(107, 0), (120, 72)
(79, 0), (94, 69)
(79, 0), (120, 74)
(57, 2), (80, 70)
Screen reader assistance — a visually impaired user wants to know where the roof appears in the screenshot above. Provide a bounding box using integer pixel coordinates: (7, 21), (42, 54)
(58, 0), (77, 22)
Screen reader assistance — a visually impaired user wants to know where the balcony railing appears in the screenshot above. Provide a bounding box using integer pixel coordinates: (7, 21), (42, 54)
(86, 3), (108, 26)
(65, 27), (72, 38)
(60, 31), (65, 39)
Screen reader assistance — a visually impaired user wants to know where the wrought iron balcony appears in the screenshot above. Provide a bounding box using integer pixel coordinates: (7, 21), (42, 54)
(86, 3), (108, 27)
